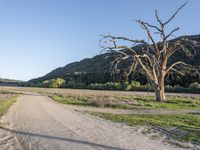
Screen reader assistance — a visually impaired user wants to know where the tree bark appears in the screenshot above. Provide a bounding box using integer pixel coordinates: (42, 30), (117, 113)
(155, 87), (166, 101)
(154, 76), (166, 101)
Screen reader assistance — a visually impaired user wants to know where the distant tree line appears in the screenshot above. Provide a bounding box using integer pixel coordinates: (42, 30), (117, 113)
(22, 77), (200, 94)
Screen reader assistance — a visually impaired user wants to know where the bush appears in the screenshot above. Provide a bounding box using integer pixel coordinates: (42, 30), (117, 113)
(105, 82), (122, 90)
(125, 84), (132, 91)
(48, 78), (65, 88)
(131, 81), (141, 87)
(125, 81), (151, 91)
(90, 99), (111, 107)
(189, 82), (200, 89)
(88, 82), (122, 90)
(64, 81), (87, 89)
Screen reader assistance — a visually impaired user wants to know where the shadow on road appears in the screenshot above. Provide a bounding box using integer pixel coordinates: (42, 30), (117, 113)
(0, 126), (126, 150)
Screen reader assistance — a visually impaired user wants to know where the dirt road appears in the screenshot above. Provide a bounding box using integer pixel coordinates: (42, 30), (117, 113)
(0, 93), (182, 150)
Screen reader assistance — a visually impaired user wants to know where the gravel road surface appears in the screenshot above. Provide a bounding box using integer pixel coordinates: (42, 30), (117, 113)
(0, 92), (183, 150)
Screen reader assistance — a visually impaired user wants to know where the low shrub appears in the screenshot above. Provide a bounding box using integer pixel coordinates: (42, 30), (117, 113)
(90, 99), (112, 107)
(189, 82), (200, 89)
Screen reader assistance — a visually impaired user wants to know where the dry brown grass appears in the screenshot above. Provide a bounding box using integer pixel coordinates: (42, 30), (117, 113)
(1, 86), (199, 99)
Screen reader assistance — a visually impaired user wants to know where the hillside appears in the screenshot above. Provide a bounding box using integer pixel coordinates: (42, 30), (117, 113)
(30, 34), (200, 87)
(0, 78), (23, 86)
(30, 53), (116, 84)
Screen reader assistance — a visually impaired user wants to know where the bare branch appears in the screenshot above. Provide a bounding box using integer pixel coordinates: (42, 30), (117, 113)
(165, 27), (179, 39)
(166, 61), (192, 73)
(170, 68), (184, 75)
(102, 35), (146, 45)
(136, 20), (162, 32)
(155, 10), (164, 27)
(164, 1), (188, 25)
(127, 62), (138, 76)
(136, 20), (159, 55)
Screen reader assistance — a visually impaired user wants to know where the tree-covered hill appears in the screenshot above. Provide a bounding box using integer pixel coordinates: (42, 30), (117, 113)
(29, 34), (200, 87)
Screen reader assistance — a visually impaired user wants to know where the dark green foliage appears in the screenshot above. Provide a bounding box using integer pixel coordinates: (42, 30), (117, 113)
(88, 82), (122, 90)
(26, 78), (66, 88)
(26, 79), (200, 93)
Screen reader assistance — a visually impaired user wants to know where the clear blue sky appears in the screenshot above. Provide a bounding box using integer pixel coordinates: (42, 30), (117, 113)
(0, 0), (199, 81)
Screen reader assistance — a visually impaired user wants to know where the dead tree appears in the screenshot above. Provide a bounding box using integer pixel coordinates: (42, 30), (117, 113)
(101, 2), (199, 101)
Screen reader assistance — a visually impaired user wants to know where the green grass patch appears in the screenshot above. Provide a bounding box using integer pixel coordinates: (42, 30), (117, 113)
(51, 94), (200, 110)
(51, 95), (91, 106)
(51, 94), (137, 108)
(114, 95), (200, 110)
(0, 96), (17, 117)
(90, 112), (200, 145)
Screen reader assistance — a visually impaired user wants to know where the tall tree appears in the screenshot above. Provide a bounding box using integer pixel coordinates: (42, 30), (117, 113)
(101, 2), (199, 101)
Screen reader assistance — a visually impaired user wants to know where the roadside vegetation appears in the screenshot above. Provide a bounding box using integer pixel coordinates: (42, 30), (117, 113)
(51, 94), (200, 110)
(0, 91), (17, 117)
(24, 80), (200, 94)
(90, 112), (200, 145)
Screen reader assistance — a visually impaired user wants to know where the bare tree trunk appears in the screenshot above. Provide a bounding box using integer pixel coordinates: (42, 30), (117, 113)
(155, 87), (166, 101)
(153, 76), (166, 101)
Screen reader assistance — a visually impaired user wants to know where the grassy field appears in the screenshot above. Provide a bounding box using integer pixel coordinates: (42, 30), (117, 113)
(51, 94), (200, 110)
(3, 86), (200, 110)
(11, 87), (198, 110)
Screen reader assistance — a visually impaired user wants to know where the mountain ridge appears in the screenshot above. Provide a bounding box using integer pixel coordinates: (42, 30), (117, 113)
(29, 34), (200, 86)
